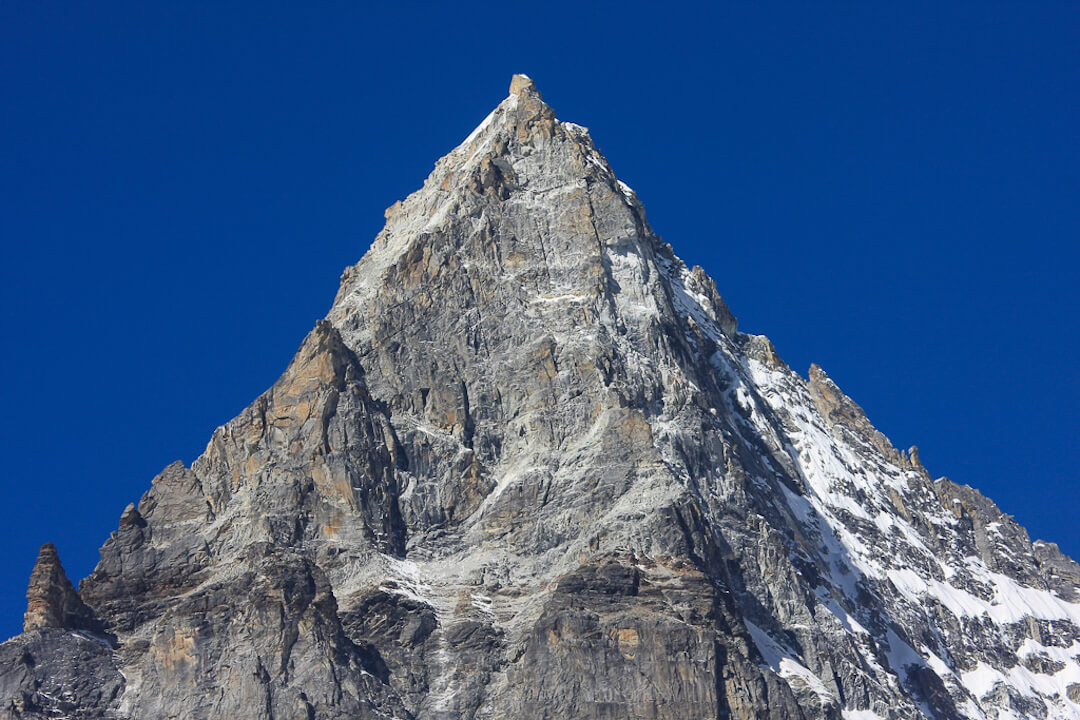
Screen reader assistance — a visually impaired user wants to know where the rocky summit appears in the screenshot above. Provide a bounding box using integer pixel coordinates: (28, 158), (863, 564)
(3, 75), (1079, 720)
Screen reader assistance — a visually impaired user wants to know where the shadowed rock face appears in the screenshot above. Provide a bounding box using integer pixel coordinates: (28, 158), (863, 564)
(3, 75), (1079, 720)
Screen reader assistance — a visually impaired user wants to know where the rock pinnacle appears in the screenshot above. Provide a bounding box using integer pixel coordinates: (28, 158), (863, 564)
(23, 542), (97, 632)
(509, 73), (537, 97)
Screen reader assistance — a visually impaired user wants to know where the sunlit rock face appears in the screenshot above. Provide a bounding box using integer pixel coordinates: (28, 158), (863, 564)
(3, 75), (1079, 720)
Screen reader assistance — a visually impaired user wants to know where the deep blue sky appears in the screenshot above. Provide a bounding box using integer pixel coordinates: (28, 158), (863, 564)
(1, 2), (1077, 640)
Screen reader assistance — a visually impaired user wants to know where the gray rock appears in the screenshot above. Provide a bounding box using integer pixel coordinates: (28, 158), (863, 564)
(0, 629), (123, 719)
(3, 74), (1078, 720)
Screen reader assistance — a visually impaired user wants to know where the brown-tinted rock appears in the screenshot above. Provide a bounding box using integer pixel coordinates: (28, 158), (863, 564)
(23, 543), (97, 633)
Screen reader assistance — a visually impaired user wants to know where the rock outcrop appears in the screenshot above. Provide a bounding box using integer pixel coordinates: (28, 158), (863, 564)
(2, 74), (1078, 720)
(22, 543), (98, 634)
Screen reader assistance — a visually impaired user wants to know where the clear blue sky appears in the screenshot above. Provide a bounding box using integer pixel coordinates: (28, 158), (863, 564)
(1, 2), (1077, 640)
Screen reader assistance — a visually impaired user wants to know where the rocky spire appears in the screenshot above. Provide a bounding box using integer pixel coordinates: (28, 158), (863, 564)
(23, 542), (98, 633)
(508, 73), (537, 96)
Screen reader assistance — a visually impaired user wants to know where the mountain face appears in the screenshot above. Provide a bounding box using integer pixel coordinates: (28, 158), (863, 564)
(3, 74), (1079, 720)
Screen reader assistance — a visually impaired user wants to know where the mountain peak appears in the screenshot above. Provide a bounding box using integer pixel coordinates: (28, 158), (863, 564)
(327, 72), (666, 350)
(4, 78), (1079, 720)
(508, 72), (537, 97)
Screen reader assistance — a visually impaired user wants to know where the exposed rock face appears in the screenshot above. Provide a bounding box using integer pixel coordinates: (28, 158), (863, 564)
(2, 74), (1079, 719)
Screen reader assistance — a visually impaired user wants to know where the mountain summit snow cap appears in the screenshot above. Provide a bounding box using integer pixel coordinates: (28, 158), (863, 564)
(509, 73), (538, 97)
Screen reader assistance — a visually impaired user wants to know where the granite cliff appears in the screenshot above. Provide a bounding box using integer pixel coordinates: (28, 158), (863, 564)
(3, 75), (1079, 720)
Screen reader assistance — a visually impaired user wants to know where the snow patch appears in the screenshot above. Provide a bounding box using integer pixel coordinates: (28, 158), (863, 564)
(745, 620), (835, 700)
